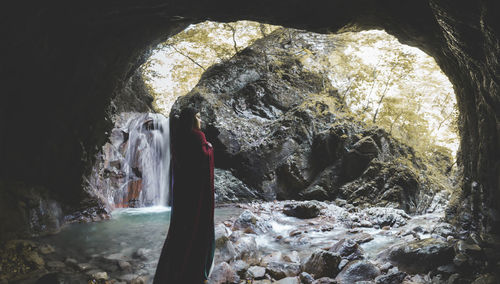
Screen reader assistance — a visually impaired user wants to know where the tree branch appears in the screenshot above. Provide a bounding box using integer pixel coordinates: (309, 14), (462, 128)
(170, 45), (206, 71)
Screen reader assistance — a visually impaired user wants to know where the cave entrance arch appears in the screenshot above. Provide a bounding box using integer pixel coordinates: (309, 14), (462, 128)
(2, 0), (498, 239)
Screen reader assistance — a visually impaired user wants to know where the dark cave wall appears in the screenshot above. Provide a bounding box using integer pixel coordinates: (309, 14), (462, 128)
(0, 0), (498, 234)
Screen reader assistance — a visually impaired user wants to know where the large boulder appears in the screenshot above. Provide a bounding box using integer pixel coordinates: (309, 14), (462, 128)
(209, 262), (240, 284)
(334, 260), (381, 284)
(266, 261), (301, 280)
(329, 239), (365, 261)
(302, 249), (342, 278)
(233, 210), (271, 234)
(214, 168), (261, 203)
(283, 201), (323, 219)
(171, 30), (451, 213)
(380, 238), (455, 274)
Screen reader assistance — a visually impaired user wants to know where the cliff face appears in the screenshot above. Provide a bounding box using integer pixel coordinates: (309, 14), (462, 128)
(171, 29), (451, 214)
(0, 0), (498, 236)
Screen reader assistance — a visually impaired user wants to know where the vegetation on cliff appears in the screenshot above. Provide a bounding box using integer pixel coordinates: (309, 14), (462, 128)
(143, 22), (458, 163)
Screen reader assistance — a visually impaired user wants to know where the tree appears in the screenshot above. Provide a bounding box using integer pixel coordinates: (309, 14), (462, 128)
(140, 21), (278, 115)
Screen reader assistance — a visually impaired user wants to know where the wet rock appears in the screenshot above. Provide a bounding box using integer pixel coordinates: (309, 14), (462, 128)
(329, 239), (365, 261)
(283, 251), (300, 263)
(361, 207), (410, 227)
(253, 280), (272, 284)
(209, 262), (240, 284)
(338, 259), (348, 271)
(131, 276), (148, 284)
(283, 201), (322, 219)
(0, 185), (64, 241)
(247, 266), (266, 279)
(453, 253), (468, 267)
(454, 240), (482, 258)
(471, 273), (497, 284)
(378, 262), (392, 273)
(39, 244), (55, 255)
(274, 277), (300, 284)
(77, 263), (92, 271)
(106, 253), (125, 260)
(300, 272), (315, 284)
(92, 256), (120, 272)
(215, 239), (237, 263)
(118, 260), (131, 271)
(266, 261), (301, 279)
(436, 264), (457, 277)
(431, 223), (455, 239)
(302, 249), (341, 278)
(360, 220), (373, 227)
(232, 259), (249, 278)
(312, 277), (337, 284)
(215, 168), (260, 203)
(91, 271), (109, 280)
(374, 267), (406, 284)
(215, 223), (231, 248)
(350, 232), (374, 244)
(334, 260), (380, 283)
(301, 185), (329, 201)
(26, 251), (45, 269)
(132, 248), (151, 259)
(233, 210), (270, 234)
(341, 136), (379, 181)
(233, 234), (259, 263)
(118, 274), (141, 282)
(261, 251), (283, 266)
(447, 273), (473, 284)
(382, 238), (454, 274)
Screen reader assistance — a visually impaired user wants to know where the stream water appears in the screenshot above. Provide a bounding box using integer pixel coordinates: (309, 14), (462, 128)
(35, 206), (244, 283)
(24, 114), (453, 283)
(30, 202), (448, 284)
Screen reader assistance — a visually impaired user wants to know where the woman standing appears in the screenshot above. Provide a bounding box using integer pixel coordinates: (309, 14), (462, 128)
(154, 107), (215, 283)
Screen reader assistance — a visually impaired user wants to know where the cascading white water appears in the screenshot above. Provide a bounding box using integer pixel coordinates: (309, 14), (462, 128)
(119, 113), (170, 207)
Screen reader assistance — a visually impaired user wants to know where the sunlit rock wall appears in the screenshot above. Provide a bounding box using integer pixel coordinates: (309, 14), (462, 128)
(171, 30), (452, 214)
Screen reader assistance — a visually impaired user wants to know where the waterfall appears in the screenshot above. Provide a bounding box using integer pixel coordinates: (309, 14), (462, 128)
(118, 113), (171, 207)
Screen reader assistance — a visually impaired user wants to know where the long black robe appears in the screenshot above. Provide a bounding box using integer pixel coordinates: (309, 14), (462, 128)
(153, 129), (215, 284)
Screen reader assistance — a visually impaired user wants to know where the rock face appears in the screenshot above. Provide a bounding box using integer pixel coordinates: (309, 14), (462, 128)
(214, 168), (262, 203)
(1, 0), (499, 239)
(0, 183), (64, 241)
(283, 201), (323, 219)
(380, 238), (455, 274)
(302, 249), (342, 278)
(171, 30), (450, 213)
(334, 260), (381, 283)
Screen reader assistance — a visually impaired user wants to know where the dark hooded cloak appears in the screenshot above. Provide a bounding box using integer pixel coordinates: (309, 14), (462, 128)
(153, 127), (215, 284)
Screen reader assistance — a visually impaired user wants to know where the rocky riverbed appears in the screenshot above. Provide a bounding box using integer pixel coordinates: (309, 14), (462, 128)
(2, 199), (498, 283)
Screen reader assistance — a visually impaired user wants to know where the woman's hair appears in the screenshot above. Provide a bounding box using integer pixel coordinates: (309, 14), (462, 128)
(178, 106), (198, 132)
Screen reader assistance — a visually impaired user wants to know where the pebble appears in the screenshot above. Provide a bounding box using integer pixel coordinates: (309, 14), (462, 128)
(77, 263), (93, 271)
(274, 277), (300, 284)
(118, 274), (141, 282)
(247, 266), (266, 279)
(39, 244), (55, 254)
(91, 271), (109, 280)
(118, 260), (131, 271)
(131, 276), (148, 284)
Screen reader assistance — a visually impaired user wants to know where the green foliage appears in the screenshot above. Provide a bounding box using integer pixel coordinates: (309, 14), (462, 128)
(140, 21), (279, 115)
(141, 24), (457, 164)
(297, 30), (458, 159)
